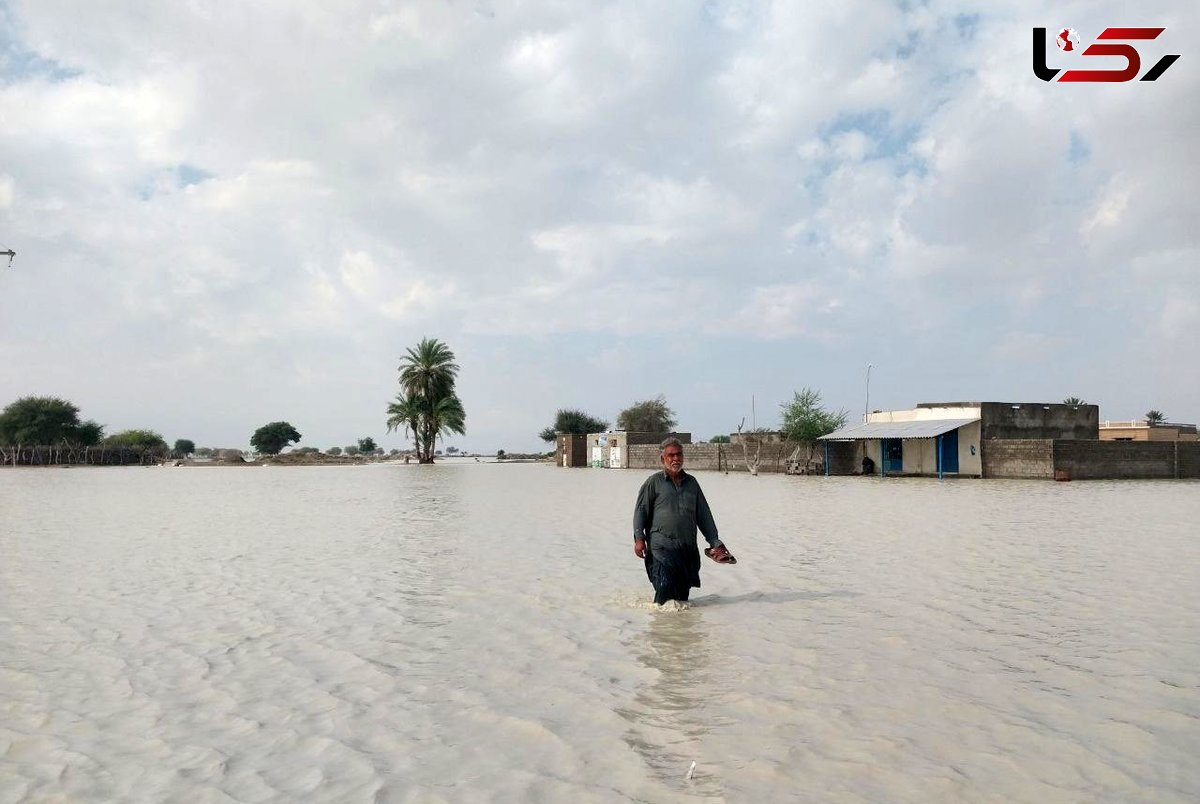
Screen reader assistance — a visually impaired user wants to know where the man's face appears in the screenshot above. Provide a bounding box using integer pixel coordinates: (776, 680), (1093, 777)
(661, 446), (684, 475)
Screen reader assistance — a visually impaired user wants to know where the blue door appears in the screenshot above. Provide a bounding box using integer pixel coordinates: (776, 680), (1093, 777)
(938, 430), (959, 473)
(882, 439), (903, 473)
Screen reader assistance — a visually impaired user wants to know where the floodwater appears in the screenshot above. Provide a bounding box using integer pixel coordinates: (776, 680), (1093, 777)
(1, 463), (1197, 802)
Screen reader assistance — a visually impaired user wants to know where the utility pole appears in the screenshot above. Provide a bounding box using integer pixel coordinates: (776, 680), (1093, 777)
(864, 363), (873, 422)
(1, 248), (13, 267)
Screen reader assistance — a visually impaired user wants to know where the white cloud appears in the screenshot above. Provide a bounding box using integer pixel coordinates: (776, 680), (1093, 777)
(990, 331), (1069, 363)
(1081, 176), (1132, 237)
(730, 283), (841, 341)
(1159, 298), (1199, 341)
(1, 0), (1196, 449)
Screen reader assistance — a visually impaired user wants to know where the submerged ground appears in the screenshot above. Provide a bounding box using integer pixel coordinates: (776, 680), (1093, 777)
(2, 464), (1197, 801)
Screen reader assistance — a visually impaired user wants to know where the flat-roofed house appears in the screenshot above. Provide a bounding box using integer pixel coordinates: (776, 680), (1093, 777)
(1098, 420), (1198, 442)
(819, 402), (1099, 478)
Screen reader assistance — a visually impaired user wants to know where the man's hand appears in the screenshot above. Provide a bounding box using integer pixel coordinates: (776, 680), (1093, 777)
(634, 537), (647, 558)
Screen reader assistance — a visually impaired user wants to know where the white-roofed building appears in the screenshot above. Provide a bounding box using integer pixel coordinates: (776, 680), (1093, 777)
(820, 402), (1100, 478)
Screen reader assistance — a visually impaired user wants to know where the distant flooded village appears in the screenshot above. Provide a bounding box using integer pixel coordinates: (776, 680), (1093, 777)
(557, 401), (1199, 481)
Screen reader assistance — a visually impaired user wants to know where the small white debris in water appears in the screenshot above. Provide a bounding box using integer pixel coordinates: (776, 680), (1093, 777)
(686, 761), (696, 780)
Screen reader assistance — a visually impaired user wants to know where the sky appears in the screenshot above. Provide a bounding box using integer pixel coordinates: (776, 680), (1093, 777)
(0, 1), (1196, 454)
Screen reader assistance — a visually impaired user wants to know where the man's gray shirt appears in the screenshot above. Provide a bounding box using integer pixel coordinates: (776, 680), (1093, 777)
(633, 470), (722, 548)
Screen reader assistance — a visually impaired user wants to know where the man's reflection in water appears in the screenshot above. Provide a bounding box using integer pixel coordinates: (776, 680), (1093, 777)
(617, 610), (729, 797)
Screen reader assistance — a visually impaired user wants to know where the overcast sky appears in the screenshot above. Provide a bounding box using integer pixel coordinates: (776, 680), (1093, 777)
(1, 1), (1196, 453)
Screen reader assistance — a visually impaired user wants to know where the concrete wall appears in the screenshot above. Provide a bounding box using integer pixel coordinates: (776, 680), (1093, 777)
(981, 439), (1055, 479)
(959, 421), (982, 475)
(982, 439), (1200, 479)
(871, 404), (980, 423)
(980, 402), (1098, 440)
(1054, 441), (1180, 479)
(1178, 443), (1200, 478)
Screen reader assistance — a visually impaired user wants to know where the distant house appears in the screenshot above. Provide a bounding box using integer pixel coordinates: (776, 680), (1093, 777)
(554, 433), (589, 467)
(820, 401), (1099, 478)
(1098, 420), (1197, 442)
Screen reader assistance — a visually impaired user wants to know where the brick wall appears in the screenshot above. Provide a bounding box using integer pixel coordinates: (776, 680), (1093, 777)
(1177, 442), (1200, 478)
(985, 439), (1200, 479)
(626, 441), (858, 474)
(1053, 440), (1177, 479)
(628, 442), (795, 473)
(982, 439), (1054, 479)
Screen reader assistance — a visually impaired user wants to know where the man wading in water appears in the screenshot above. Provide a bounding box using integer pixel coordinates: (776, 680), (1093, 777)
(633, 438), (736, 605)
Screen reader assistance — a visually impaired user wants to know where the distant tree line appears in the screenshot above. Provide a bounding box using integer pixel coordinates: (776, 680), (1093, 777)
(0, 396), (177, 466)
(0, 395), (404, 467)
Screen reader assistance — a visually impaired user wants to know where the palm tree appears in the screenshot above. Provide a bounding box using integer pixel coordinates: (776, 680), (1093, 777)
(390, 338), (466, 463)
(427, 394), (466, 457)
(1145, 410), (1166, 426)
(399, 338), (459, 401)
(1062, 397), (1086, 406)
(386, 394), (425, 458)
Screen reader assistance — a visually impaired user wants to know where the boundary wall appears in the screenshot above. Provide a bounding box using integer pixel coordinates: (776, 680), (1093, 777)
(982, 440), (1199, 479)
(627, 441), (857, 474)
(981, 440), (1055, 479)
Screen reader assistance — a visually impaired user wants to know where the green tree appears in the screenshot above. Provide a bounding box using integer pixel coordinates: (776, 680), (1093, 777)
(196, 447), (214, 458)
(446, 446), (459, 454)
(345, 445), (360, 456)
(388, 338), (466, 463)
(327, 447), (342, 456)
(616, 396), (676, 433)
(429, 395), (466, 453)
(709, 434), (731, 443)
(1145, 410), (1166, 426)
(780, 388), (849, 465)
(1062, 397), (1086, 406)
(358, 437), (378, 454)
(250, 421), (301, 455)
(0, 396), (104, 445)
(173, 439), (196, 457)
(538, 408), (610, 442)
(75, 420), (104, 446)
(105, 429), (169, 452)
(385, 394), (422, 454)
